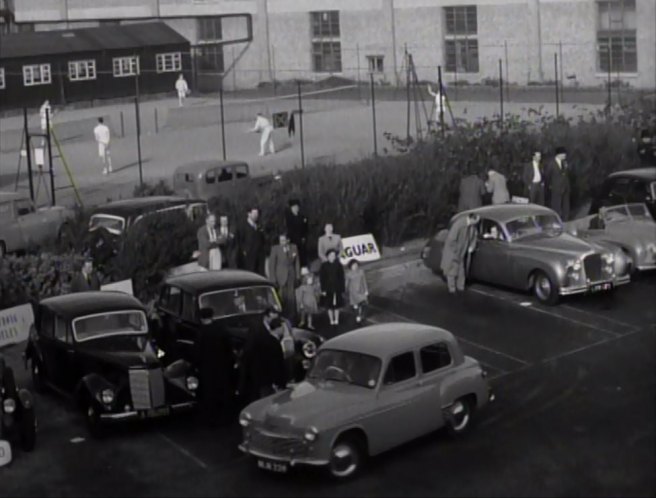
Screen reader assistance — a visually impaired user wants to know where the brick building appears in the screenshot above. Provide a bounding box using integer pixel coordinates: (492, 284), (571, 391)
(2, 0), (654, 91)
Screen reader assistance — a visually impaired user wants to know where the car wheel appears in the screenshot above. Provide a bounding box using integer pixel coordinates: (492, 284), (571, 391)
(31, 361), (46, 394)
(532, 270), (559, 305)
(84, 401), (105, 439)
(445, 397), (472, 436)
(327, 436), (363, 480)
(20, 408), (37, 452)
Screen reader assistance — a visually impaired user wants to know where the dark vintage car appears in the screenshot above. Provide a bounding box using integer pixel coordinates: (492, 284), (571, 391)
(153, 270), (324, 383)
(1, 352), (36, 466)
(24, 292), (198, 436)
(589, 167), (656, 220)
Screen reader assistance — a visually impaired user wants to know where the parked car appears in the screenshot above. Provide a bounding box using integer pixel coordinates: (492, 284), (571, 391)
(24, 292), (198, 436)
(239, 323), (494, 480)
(421, 204), (632, 305)
(589, 167), (656, 220)
(0, 191), (74, 258)
(153, 270), (324, 382)
(566, 203), (656, 272)
(1, 352), (36, 467)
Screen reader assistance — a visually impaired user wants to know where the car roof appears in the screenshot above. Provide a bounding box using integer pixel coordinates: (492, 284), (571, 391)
(323, 323), (456, 359)
(40, 291), (146, 319)
(456, 203), (556, 224)
(165, 270), (273, 294)
(607, 167), (656, 181)
(89, 196), (205, 219)
(0, 191), (28, 202)
(174, 160), (249, 175)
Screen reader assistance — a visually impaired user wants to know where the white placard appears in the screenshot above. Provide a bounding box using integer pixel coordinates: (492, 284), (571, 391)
(100, 279), (134, 295)
(0, 303), (34, 348)
(339, 233), (381, 265)
(511, 196), (530, 204)
(167, 262), (206, 277)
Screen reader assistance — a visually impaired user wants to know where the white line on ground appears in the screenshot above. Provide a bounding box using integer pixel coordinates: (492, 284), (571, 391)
(560, 304), (641, 331)
(157, 432), (209, 471)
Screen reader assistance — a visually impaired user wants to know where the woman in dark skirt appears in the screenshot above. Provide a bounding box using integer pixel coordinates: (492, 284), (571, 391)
(319, 249), (345, 326)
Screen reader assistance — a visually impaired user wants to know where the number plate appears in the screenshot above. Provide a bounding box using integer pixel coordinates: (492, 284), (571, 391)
(590, 282), (613, 293)
(146, 406), (170, 418)
(257, 458), (288, 473)
(0, 440), (12, 467)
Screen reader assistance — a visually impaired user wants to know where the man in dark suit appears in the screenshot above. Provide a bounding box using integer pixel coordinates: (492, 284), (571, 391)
(236, 207), (266, 276)
(523, 150), (545, 205)
(285, 199), (309, 267)
(70, 258), (101, 293)
(268, 234), (300, 317)
(545, 146), (571, 220)
(457, 170), (487, 212)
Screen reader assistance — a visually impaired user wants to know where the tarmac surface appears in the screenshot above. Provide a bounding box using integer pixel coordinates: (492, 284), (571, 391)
(1, 258), (654, 497)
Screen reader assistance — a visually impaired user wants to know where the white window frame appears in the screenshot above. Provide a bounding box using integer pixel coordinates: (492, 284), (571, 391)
(156, 52), (182, 73)
(112, 56), (140, 77)
(443, 5), (479, 74)
(367, 55), (384, 74)
(68, 59), (96, 82)
(23, 64), (52, 86)
(0, 68), (5, 89)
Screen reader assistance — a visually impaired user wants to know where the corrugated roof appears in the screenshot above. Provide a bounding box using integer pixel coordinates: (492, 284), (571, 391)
(0, 22), (189, 60)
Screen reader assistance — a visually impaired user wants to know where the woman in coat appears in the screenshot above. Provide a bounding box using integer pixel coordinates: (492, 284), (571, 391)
(345, 259), (369, 323)
(319, 249), (345, 326)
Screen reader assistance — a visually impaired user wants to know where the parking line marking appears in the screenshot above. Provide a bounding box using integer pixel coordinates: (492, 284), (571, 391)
(157, 432), (209, 471)
(560, 304), (641, 331)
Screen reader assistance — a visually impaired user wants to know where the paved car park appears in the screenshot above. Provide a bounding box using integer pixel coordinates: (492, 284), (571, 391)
(1, 262), (654, 497)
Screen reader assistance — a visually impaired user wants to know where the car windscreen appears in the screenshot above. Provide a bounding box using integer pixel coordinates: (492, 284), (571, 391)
(89, 215), (126, 235)
(199, 286), (281, 319)
(505, 214), (563, 240)
(307, 349), (382, 389)
(72, 310), (148, 342)
(603, 203), (653, 222)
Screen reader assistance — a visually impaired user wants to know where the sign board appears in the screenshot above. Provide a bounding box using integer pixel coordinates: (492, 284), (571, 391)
(0, 303), (34, 348)
(272, 112), (289, 128)
(101, 279), (134, 296)
(511, 196), (530, 204)
(339, 234), (381, 265)
(168, 262), (206, 277)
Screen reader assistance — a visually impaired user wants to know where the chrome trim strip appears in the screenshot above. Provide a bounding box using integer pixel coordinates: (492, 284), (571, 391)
(238, 445), (329, 467)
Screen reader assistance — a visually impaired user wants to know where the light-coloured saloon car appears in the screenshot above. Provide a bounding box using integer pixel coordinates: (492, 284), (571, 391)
(566, 203), (656, 272)
(422, 204), (632, 305)
(239, 323), (494, 480)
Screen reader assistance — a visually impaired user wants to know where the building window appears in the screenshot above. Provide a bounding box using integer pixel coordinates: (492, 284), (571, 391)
(68, 60), (96, 81)
(197, 17), (224, 73)
(443, 6), (479, 73)
(23, 64), (51, 86)
(0, 68), (5, 89)
(597, 0), (637, 73)
(367, 55), (384, 73)
(156, 52), (182, 73)
(112, 56), (139, 77)
(311, 11), (342, 73)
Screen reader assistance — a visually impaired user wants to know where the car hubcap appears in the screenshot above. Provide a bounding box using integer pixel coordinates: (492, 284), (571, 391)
(451, 401), (469, 431)
(87, 406), (96, 422)
(536, 275), (551, 300)
(330, 444), (358, 478)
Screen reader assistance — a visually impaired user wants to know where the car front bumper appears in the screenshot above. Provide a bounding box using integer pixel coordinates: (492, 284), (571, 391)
(559, 275), (630, 296)
(99, 401), (196, 422)
(636, 263), (656, 271)
(238, 443), (329, 467)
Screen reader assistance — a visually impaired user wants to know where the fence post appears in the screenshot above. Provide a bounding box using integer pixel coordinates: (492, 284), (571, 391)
(134, 73), (143, 187)
(297, 80), (305, 169)
(558, 40), (564, 103)
(405, 46), (411, 142)
(498, 59), (504, 125)
(438, 65), (445, 138)
(219, 81), (227, 160)
(554, 52), (560, 118)
(154, 107), (159, 134)
(46, 108), (55, 206)
(504, 40), (509, 102)
(356, 43), (361, 102)
(120, 111), (125, 138)
(23, 107), (35, 202)
(370, 73), (378, 157)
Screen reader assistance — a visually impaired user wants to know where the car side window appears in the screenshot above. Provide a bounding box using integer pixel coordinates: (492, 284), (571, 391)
(161, 286), (182, 315)
(607, 178), (631, 200)
(39, 308), (54, 338)
(479, 219), (505, 241)
(628, 179), (648, 202)
(54, 315), (70, 343)
(15, 198), (35, 217)
(383, 352), (416, 385)
(206, 170), (216, 184)
(0, 201), (12, 220)
(218, 168), (233, 182)
(420, 343), (452, 373)
(181, 292), (195, 321)
(235, 165), (248, 178)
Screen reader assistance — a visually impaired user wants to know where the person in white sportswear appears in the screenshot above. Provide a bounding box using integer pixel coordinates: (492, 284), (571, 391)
(427, 84), (446, 123)
(249, 113), (275, 156)
(175, 74), (189, 107)
(93, 117), (113, 175)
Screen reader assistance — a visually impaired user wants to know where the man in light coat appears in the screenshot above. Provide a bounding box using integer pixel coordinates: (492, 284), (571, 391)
(522, 151), (545, 205)
(268, 234), (300, 318)
(485, 169), (510, 205)
(197, 213), (222, 270)
(175, 74), (189, 107)
(249, 113), (275, 156)
(440, 213), (480, 294)
(93, 117), (113, 175)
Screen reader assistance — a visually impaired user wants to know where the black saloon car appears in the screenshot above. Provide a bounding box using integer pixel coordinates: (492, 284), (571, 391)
(589, 167), (656, 220)
(153, 270), (324, 382)
(24, 292), (198, 436)
(1, 353), (36, 466)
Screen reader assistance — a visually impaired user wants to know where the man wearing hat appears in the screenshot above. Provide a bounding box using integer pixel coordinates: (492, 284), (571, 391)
(285, 199), (309, 268)
(440, 213), (480, 294)
(546, 146), (571, 220)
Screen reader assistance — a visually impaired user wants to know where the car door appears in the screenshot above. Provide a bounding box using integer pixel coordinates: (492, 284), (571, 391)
(470, 219), (509, 285)
(174, 290), (201, 362)
(415, 343), (456, 432)
(38, 309), (76, 392)
(0, 200), (22, 253)
(156, 285), (183, 360)
(367, 351), (426, 454)
(14, 197), (43, 250)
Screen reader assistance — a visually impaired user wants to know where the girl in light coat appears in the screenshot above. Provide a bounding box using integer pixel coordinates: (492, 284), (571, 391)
(345, 259), (369, 323)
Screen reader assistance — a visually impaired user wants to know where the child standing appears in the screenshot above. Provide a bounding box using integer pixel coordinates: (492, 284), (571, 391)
(295, 268), (319, 330)
(345, 259), (369, 323)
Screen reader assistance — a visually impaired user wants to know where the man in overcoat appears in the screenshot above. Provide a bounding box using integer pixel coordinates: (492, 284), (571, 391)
(70, 259), (101, 293)
(268, 234), (300, 318)
(458, 170), (487, 212)
(440, 213), (480, 294)
(545, 146), (571, 220)
(236, 207), (266, 276)
(285, 199), (309, 267)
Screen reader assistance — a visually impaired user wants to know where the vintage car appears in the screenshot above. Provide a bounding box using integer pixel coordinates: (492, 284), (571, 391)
(1, 352), (36, 467)
(173, 160), (250, 200)
(153, 270), (324, 382)
(24, 292), (198, 436)
(0, 191), (74, 258)
(566, 203), (656, 272)
(589, 167), (656, 220)
(239, 323), (494, 479)
(422, 204), (632, 305)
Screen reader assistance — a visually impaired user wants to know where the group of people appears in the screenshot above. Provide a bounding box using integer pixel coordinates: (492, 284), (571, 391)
(457, 145), (573, 220)
(196, 200), (369, 328)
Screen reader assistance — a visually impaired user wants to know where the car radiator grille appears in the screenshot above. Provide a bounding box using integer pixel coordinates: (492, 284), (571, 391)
(583, 254), (603, 282)
(129, 369), (166, 410)
(250, 430), (307, 457)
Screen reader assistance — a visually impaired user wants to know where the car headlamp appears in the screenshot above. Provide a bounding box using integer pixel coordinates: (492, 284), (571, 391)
(566, 259), (582, 271)
(185, 376), (199, 391)
(646, 243), (656, 256)
(304, 426), (319, 442)
(239, 412), (252, 428)
(602, 253), (615, 264)
(302, 341), (317, 359)
(3, 398), (16, 414)
(100, 388), (115, 405)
